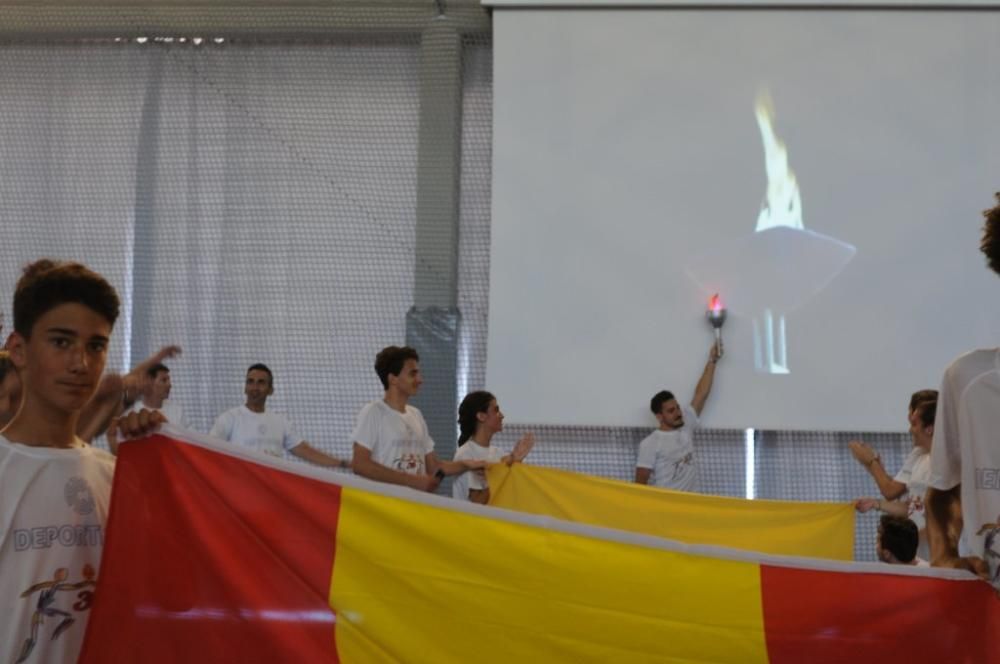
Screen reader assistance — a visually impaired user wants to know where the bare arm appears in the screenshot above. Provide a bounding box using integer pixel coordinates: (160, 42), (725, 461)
(854, 497), (909, 518)
(291, 442), (350, 469)
(926, 486), (964, 566)
(427, 452), (487, 477)
(635, 467), (652, 485)
(77, 345), (182, 442)
(131, 345), (182, 378)
(77, 383), (125, 443)
(352, 443), (438, 491)
(848, 441), (907, 500)
(690, 343), (721, 416)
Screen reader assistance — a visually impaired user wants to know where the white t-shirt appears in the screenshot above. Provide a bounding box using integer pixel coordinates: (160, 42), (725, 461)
(894, 446), (931, 535)
(452, 441), (505, 501)
(123, 398), (188, 430)
(0, 436), (115, 664)
(895, 446), (929, 488)
(210, 406), (303, 458)
(636, 404), (700, 493)
(929, 348), (1000, 587)
(351, 400), (434, 475)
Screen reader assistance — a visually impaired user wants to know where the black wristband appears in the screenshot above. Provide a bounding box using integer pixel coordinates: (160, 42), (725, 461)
(434, 468), (446, 480)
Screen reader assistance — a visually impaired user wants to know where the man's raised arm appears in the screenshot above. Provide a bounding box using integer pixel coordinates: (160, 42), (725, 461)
(690, 342), (721, 416)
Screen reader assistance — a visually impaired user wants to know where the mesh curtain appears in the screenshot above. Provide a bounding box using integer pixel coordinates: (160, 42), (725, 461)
(0, 35), (425, 456)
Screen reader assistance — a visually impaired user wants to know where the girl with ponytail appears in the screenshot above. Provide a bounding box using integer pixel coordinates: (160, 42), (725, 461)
(452, 391), (534, 504)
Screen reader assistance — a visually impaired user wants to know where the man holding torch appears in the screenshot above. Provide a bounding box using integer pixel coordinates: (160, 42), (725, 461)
(635, 320), (723, 494)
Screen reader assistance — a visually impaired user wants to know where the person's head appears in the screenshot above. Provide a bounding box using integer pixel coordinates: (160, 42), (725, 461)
(6, 259), (119, 418)
(981, 191), (1000, 276)
(457, 390), (500, 446)
(244, 363), (273, 409)
(908, 397), (936, 451)
(907, 389), (937, 414)
(375, 346), (421, 397)
(12, 259), (119, 340)
(0, 350), (22, 428)
(906, 389), (936, 441)
(876, 515), (919, 564)
(145, 363), (171, 405)
(650, 390), (684, 430)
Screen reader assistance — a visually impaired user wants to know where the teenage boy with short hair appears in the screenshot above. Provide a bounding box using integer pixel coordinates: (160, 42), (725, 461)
(121, 362), (188, 428)
(351, 345), (484, 492)
(0, 259), (125, 663)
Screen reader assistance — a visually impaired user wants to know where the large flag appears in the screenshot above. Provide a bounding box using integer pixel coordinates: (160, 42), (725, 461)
(81, 427), (998, 663)
(486, 463), (855, 559)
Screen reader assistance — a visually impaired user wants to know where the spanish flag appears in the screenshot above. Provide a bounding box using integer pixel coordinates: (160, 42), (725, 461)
(81, 427), (998, 663)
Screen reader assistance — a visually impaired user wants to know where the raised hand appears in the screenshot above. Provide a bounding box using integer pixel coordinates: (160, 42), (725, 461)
(123, 345), (183, 400)
(511, 433), (535, 463)
(848, 440), (878, 467)
(710, 341), (723, 363)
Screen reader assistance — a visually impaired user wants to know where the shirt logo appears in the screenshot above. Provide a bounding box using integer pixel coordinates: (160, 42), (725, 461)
(64, 477), (95, 516)
(671, 452), (695, 480)
(976, 467), (1000, 491)
(393, 453), (424, 475)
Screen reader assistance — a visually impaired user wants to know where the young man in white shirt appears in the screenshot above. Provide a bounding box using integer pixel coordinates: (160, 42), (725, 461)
(925, 193), (1000, 585)
(1, 259), (122, 664)
(122, 362), (188, 429)
(849, 390), (937, 502)
(635, 342), (721, 492)
(351, 346), (484, 492)
(852, 395), (937, 560)
(210, 364), (349, 469)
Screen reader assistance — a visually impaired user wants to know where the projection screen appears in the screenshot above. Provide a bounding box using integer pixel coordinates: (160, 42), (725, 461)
(485, 3), (1000, 431)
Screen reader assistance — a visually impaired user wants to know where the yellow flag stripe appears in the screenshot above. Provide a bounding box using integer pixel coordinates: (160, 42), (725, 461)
(487, 463), (853, 560)
(330, 487), (769, 663)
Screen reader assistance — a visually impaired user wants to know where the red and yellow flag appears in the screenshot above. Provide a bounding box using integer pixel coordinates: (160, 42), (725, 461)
(486, 463), (854, 559)
(81, 429), (998, 663)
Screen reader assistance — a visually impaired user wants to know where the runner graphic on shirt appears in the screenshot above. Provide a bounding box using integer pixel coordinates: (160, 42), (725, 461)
(671, 452), (694, 481)
(977, 517), (1000, 585)
(393, 452), (424, 474)
(16, 564), (97, 663)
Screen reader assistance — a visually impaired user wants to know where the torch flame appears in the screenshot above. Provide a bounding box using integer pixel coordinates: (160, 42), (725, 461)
(754, 91), (803, 233)
(709, 293), (723, 313)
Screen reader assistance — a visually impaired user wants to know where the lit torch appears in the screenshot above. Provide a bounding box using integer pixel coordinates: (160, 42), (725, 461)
(706, 293), (727, 358)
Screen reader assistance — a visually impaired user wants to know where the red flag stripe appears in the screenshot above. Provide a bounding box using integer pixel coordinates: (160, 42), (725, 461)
(80, 436), (342, 663)
(761, 564), (999, 663)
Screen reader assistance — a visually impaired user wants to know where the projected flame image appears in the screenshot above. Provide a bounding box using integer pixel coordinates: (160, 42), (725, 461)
(685, 91), (856, 375)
